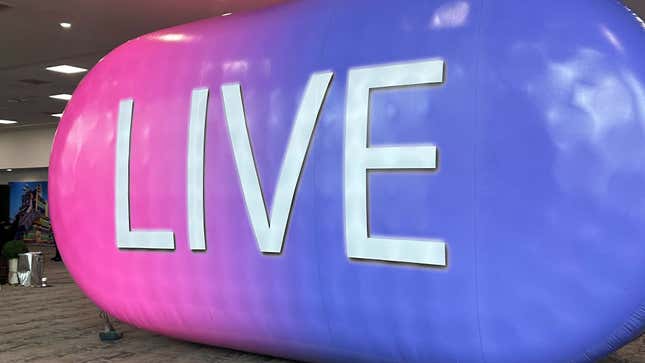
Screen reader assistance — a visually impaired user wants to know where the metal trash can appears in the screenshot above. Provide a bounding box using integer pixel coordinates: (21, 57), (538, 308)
(17, 252), (44, 287)
(17, 253), (30, 286)
(30, 253), (44, 286)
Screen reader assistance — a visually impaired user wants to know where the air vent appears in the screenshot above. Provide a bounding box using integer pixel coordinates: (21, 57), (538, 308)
(7, 97), (29, 103)
(20, 79), (50, 86)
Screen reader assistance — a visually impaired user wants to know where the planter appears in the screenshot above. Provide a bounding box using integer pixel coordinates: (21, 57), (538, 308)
(7, 258), (18, 285)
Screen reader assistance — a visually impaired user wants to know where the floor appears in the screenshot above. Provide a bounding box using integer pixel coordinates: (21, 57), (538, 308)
(0, 244), (641, 363)
(0, 244), (289, 363)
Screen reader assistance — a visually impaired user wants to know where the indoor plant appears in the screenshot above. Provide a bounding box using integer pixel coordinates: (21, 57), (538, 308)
(2, 240), (28, 285)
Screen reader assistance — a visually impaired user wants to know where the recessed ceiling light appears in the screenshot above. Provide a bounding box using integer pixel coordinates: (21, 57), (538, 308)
(50, 94), (72, 101)
(158, 33), (186, 42)
(46, 65), (87, 74)
(222, 12), (232, 16)
(0, 119), (17, 124)
(59, 22), (72, 29)
(51, 113), (64, 118)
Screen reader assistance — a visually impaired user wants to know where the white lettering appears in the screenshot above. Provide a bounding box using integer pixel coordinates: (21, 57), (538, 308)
(116, 99), (175, 249)
(187, 88), (209, 250)
(344, 59), (446, 266)
(221, 72), (333, 253)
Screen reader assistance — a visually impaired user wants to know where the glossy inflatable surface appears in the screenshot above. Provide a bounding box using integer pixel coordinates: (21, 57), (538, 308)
(49, 1), (645, 362)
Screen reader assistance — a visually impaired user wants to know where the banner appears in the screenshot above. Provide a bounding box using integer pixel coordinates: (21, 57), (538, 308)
(9, 181), (52, 243)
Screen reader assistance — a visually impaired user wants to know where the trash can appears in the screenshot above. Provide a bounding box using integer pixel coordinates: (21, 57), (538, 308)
(17, 253), (30, 286)
(30, 253), (44, 286)
(17, 252), (44, 287)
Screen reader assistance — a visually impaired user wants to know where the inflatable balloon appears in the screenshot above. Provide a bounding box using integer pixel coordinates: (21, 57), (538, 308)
(49, 0), (645, 361)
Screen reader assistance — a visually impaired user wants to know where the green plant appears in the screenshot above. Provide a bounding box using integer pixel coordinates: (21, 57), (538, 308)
(2, 240), (28, 260)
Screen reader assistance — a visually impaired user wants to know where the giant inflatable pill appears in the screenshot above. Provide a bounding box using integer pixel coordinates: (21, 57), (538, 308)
(50, 1), (645, 361)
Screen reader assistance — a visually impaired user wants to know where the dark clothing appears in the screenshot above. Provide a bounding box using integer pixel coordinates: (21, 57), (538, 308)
(1, 224), (11, 245)
(0, 220), (18, 253)
(5, 221), (17, 241)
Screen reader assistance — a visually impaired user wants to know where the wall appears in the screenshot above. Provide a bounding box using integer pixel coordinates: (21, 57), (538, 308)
(0, 168), (48, 185)
(0, 126), (56, 169)
(0, 167), (48, 224)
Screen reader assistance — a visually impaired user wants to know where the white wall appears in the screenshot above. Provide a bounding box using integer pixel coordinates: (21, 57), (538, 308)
(0, 167), (48, 185)
(0, 126), (56, 169)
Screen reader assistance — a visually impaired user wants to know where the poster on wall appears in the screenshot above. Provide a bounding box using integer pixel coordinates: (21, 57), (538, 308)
(9, 181), (52, 243)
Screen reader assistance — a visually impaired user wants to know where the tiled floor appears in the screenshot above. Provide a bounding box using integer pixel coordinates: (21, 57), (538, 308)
(0, 244), (640, 362)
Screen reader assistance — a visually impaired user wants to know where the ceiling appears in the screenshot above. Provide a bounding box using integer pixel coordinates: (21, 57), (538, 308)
(623, 0), (645, 20)
(0, 0), (642, 131)
(0, 0), (285, 130)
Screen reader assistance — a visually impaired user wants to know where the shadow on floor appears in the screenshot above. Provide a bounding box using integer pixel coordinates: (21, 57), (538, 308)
(0, 243), (641, 362)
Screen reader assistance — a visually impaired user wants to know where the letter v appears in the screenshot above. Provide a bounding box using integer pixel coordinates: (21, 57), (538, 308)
(221, 72), (333, 254)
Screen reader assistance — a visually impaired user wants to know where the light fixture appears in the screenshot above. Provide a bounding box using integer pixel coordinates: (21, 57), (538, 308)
(221, 12), (232, 16)
(46, 65), (87, 74)
(158, 33), (186, 42)
(50, 94), (72, 101)
(51, 113), (64, 118)
(59, 22), (72, 29)
(6, 169), (12, 172)
(0, 120), (18, 124)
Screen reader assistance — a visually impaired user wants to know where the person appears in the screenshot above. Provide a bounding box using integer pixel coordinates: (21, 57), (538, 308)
(0, 220), (16, 244)
(0, 218), (19, 254)
(0, 221), (8, 285)
(8, 217), (18, 242)
(51, 233), (62, 262)
(0, 220), (9, 250)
